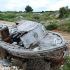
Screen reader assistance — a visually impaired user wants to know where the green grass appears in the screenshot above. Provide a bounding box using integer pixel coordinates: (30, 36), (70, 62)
(0, 12), (17, 21)
(0, 12), (57, 22)
(59, 56), (70, 70)
(58, 18), (70, 32)
(46, 23), (59, 30)
(0, 11), (70, 32)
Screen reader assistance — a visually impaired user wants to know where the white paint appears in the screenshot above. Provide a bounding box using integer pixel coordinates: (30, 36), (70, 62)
(17, 20), (38, 32)
(20, 21), (46, 48)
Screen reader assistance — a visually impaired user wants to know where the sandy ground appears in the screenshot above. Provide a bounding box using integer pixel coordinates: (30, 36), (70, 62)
(0, 20), (15, 25)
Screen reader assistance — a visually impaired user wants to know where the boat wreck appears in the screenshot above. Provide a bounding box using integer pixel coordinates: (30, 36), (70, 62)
(0, 20), (67, 70)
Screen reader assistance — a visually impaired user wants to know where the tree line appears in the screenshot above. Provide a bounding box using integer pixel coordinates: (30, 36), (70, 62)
(25, 5), (70, 18)
(0, 5), (70, 18)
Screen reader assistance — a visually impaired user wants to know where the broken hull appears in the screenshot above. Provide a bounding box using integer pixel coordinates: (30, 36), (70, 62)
(0, 40), (67, 59)
(0, 20), (68, 70)
(0, 41), (67, 70)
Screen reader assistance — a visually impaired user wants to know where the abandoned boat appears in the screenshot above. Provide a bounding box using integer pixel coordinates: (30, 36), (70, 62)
(0, 20), (67, 70)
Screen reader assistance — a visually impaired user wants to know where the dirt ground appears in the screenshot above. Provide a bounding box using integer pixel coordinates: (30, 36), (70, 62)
(0, 20), (15, 25)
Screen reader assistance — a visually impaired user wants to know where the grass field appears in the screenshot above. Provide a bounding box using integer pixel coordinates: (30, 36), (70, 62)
(0, 11), (70, 32)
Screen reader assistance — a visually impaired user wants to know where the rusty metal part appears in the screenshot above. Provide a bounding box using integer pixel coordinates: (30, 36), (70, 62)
(0, 27), (12, 43)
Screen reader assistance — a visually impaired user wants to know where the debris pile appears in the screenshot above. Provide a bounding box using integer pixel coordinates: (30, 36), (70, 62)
(0, 20), (67, 70)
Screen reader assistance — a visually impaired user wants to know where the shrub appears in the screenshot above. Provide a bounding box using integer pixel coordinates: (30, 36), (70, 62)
(59, 20), (70, 32)
(33, 15), (40, 20)
(59, 56), (70, 70)
(46, 23), (58, 30)
(64, 56), (70, 70)
(0, 13), (17, 21)
(59, 6), (69, 18)
(25, 5), (33, 12)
